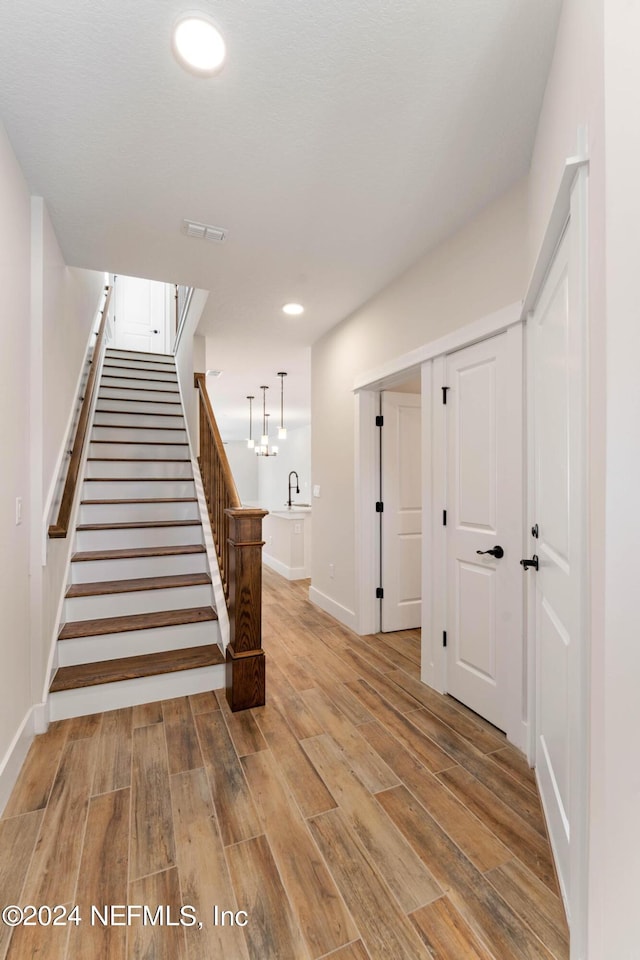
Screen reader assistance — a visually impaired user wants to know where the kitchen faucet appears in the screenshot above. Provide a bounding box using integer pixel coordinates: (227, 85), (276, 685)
(287, 471), (300, 508)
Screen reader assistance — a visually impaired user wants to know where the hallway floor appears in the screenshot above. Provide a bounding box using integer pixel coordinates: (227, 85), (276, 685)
(0, 568), (568, 959)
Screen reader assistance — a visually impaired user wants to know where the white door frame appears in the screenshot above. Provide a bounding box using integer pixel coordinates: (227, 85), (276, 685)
(354, 304), (525, 749)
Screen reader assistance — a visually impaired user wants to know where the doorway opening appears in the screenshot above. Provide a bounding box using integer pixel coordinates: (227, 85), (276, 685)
(111, 273), (177, 354)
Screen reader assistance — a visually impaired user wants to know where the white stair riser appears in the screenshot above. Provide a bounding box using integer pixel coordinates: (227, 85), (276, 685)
(92, 426), (188, 443)
(89, 442), (190, 460)
(102, 372), (178, 387)
(93, 411), (185, 429)
(96, 398), (183, 416)
(48, 663), (225, 720)
(57, 619), (221, 667)
(85, 460), (193, 479)
(106, 349), (173, 364)
(70, 551), (208, 583)
(65, 583), (213, 621)
(79, 500), (200, 524)
(75, 524), (203, 552)
(101, 363), (177, 379)
(99, 386), (180, 403)
(83, 479), (195, 499)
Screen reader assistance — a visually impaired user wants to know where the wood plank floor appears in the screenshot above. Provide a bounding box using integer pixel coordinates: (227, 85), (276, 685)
(0, 567), (569, 960)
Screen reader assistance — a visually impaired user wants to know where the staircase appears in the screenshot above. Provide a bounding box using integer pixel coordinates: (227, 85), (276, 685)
(48, 347), (225, 720)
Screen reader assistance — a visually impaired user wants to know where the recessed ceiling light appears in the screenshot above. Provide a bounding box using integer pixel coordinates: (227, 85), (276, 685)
(172, 15), (226, 76)
(282, 303), (304, 316)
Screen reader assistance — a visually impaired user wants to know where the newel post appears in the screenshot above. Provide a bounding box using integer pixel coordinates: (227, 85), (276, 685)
(225, 507), (268, 711)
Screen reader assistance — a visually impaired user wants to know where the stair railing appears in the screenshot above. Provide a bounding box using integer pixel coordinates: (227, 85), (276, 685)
(49, 285), (113, 539)
(194, 372), (267, 711)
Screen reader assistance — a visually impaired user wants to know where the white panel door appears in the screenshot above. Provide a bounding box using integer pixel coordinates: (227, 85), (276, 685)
(530, 224), (579, 907)
(381, 392), (422, 632)
(445, 333), (521, 732)
(113, 275), (168, 353)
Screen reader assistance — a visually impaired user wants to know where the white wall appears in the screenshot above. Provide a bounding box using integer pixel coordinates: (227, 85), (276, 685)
(35, 199), (105, 698)
(225, 442), (259, 504)
(311, 179), (528, 619)
(257, 425), (311, 513)
(174, 289), (209, 450)
(599, 1), (640, 951)
(0, 121), (32, 784)
(1, 121), (106, 806)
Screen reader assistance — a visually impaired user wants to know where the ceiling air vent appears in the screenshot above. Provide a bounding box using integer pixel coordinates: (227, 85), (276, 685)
(183, 219), (227, 242)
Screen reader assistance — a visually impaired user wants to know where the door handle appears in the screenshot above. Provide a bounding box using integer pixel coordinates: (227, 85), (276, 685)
(150, 329), (159, 334)
(520, 555), (539, 571)
(476, 546), (504, 559)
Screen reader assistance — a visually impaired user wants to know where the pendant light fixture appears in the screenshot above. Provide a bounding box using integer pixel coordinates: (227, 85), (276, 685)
(277, 371), (287, 440)
(246, 395), (255, 449)
(256, 386), (278, 456)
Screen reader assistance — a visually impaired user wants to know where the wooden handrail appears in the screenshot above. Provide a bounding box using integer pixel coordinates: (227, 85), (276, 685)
(194, 372), (267, 711)
(49, 285), (112, 539)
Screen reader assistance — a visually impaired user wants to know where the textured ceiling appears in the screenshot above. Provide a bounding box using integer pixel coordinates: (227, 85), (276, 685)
(0, 0), (561, 437)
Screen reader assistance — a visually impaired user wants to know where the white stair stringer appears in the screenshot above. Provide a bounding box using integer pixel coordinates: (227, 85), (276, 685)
(48, 347), (226, 720)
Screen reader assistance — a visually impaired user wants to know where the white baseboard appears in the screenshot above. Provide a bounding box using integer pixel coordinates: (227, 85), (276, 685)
(308, 586), (357, 631)
(0, 707), (40, 815)
(263, 553), (310, 581)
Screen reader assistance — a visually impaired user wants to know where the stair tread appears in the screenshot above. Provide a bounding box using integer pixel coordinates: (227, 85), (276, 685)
(99, 385), (180, 394)
(58, 605), (217, 640)
(95, 409), (184, 418)
(105, 351), (174, 362)
(93, 424), (186, 431)
(50, 643), (223, 692)
(90, 440), (189, 446)
(66, 572), (212, 598)
(87, 457), (191, 462)
(81, 497), (197, 504)
(76, 519), (201, 531)
(98, 396), (181, 405)
(102, 375), (178, 384)
(84, 477), (194, 482)
(72, 544), (206, 562)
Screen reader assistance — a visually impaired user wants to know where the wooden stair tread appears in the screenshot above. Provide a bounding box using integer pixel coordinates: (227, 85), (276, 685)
(105, 352), (174, 363)
(76, 519), (201, 531)
(97, 396), (182, 405)
(84, 477), (194, 483)
(98, 384), (179, 393)
(102, 375), (178, 384)
(93, 423), (186, 431)
(95, 409), (183, 418)
(71, 544), (206, 562)
(58, 605), (217, 640)
(87, 457), (191, 462)
(90, 440), (189, 446)
(66, 572), (211, 598)
(50, 644), (223, 692)
(80, 497), (197, 505)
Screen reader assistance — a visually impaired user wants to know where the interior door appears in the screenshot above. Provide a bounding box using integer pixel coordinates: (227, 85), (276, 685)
(530, 223), (579, 908)
(445, 333), (521, 732)
(381, 391), (421, 632)
(113, 275), (168, 353)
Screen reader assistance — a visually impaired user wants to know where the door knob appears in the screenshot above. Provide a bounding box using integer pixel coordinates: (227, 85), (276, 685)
(520, 555), (539, 571)
(150, 329), (159, 334)
(476, 546), (504, 559)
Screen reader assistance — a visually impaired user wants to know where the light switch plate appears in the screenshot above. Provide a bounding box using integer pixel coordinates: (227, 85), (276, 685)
(313, 484), (321, 498)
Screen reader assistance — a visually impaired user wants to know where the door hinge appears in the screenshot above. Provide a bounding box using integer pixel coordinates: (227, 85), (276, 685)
(442, 630), (447, 648)
(442, 386), (449, 404)
(376, 587), (384, 599)
(376, 415), (384, 427)
(442, 509), (447, 526)
(376, 501), (384, 513)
